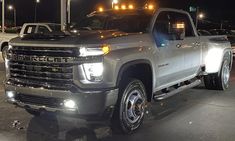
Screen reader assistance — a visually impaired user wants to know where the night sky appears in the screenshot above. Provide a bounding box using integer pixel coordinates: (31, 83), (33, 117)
(2, 0), (235, 29)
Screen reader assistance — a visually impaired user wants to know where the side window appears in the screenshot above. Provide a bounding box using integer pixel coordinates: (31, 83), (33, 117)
(170, 12), (195, 37)
(24, 25), (36, 34)
(37, 26), (50, 34)
(153, 11), (196, 47)
(153, 12), (171, 47)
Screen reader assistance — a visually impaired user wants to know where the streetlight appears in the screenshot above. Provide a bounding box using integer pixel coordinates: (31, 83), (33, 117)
(8, 5), (16, 27)
(98, 7), (104, 12)
(196, 12), (205, 29)
(198, 13), (205, 19)
(34, 0), (40, 22)
(112, 0), (118, 8)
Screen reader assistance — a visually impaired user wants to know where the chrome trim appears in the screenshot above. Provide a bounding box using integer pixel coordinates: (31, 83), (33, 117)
(9, 54), (76, 64)
(12, 49), (74, 54)
(10, 42), (79, 48)
(10, 73), (73, 81)
(10, 68), (72, 76)
(10, 62), (73, 70)
(7, 79), (73, 90)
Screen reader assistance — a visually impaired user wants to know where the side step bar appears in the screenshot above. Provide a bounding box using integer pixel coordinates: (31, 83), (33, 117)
(154, 79), (201, 101)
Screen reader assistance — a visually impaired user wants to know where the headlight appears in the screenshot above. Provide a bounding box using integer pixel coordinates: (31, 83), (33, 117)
(79, 44), (110, 57)
(83, 62), (104, 82)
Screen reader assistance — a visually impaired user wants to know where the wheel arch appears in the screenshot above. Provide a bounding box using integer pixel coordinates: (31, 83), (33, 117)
(1, 42), (8, 51)
(205, 48), (232, 74)
(116, 59), (154, 102)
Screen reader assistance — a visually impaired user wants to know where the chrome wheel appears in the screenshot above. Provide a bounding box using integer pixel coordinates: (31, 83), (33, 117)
(204, 56), (231, 90)
(125, 89), (145, 124)
(222, 61), (230, 86)
(112, 79), (146, 134)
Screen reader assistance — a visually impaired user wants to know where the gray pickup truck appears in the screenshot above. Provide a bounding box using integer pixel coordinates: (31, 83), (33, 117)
(4, 8), (232, 134)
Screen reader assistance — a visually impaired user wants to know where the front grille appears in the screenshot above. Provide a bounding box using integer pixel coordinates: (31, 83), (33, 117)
(17, 94), (63, 108)
(8, 46), (77, 90)
(11, 46), (79, 57)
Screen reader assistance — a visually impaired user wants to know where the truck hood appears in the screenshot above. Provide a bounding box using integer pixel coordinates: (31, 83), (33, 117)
(9, 30), (139, 47)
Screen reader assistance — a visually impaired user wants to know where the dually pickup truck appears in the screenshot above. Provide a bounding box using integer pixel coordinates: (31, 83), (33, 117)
(4, 8), (232, 134)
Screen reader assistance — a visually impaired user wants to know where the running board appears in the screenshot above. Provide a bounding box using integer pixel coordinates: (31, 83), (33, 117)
(154, 79), (201, 101)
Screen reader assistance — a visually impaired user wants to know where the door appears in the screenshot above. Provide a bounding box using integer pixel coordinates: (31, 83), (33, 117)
(152, 11), (186, 88)
(169, 12), (201, 77)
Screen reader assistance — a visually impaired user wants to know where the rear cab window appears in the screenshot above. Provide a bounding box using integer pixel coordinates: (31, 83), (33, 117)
(37, 26), (50, 34)
(24, 25), (36, 34)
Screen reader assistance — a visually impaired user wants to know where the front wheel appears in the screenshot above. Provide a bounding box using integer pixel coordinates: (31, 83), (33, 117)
(112, 78), (147, 134)
(204, 57), (231, 90)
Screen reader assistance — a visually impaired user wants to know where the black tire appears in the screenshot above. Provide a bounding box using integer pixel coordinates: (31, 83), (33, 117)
(25, 109), (41, 116)
(204, 56), (230, 90)
(2, 45), (8, 61)
(111, 78), (147, 134)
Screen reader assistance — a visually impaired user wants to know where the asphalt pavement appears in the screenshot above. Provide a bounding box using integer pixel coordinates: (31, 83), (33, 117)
(1, 59), (235, 141)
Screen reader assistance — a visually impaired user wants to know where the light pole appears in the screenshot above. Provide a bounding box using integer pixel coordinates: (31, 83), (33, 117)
(198, 13), (205, 19)
(1, 0), (5, 33)
(61, 0), (67, 31)
(34, 0), (40, 22)
(196, 12), (205, 29)
(8, 5), (16, 27)
(67, 0), (71, 24)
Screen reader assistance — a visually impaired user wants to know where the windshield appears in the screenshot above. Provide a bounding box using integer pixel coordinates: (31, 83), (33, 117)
(77, 14), (152, 33)
(48, 24), (62, 32)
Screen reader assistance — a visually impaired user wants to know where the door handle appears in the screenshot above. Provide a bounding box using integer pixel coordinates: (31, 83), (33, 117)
(176, 44), (182, 48)
(194, 42), (201, 47)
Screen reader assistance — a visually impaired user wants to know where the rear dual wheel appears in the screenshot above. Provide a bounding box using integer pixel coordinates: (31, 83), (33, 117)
(204, 56), (231, 90)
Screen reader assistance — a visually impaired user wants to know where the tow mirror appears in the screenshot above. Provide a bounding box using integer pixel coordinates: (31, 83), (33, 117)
(169, 22), (185, 40)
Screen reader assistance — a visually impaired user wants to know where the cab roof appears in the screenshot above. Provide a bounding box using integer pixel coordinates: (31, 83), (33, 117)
(87, 9), (155, 18)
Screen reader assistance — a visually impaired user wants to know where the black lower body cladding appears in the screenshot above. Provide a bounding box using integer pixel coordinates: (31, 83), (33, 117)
(5, 83), (119, 120)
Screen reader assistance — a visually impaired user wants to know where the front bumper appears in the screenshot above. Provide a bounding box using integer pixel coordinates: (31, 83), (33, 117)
(5, 84), (118, 120)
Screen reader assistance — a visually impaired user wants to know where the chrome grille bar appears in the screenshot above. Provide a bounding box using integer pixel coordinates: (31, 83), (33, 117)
(8, 46), (76, 90)
(11, 46), (79, 57)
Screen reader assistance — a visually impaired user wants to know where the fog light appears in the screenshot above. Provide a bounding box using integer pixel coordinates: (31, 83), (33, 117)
(6, 91), (15, 98)
(64, 99), (76, 109)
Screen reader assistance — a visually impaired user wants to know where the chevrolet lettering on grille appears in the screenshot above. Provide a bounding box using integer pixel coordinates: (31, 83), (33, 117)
(9, 54), (75, 63)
